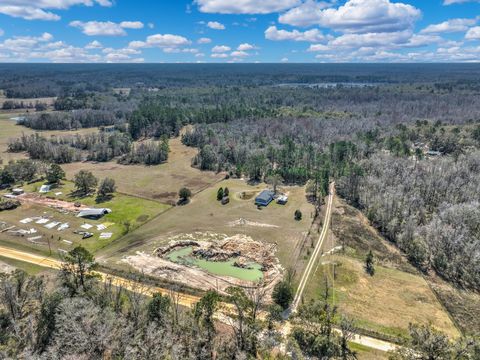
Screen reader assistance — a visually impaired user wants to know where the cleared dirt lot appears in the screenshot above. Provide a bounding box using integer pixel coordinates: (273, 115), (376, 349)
(62, 137), (224, 203)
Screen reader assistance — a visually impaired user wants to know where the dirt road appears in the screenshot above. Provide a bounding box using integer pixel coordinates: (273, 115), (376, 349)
(291, 182), (335, 313)
(0, 238), (398, 353)
(0, 246), (202, 309)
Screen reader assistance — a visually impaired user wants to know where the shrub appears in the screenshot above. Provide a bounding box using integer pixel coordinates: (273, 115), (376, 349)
(294, 210), (302, 221)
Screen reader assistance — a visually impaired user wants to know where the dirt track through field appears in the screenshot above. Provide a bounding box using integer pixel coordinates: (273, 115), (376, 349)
(291, 182), (335, 313)
(0, 242), (399, 353)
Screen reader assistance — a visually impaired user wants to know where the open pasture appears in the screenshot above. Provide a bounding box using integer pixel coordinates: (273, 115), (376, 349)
(99, 178), (316, 274)
(303, 198), (460, 342)
(61, 137), (225, 203)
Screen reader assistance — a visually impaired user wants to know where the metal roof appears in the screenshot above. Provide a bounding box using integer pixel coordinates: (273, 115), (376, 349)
(255, 190), (274, 202)
(77, 208), (112, 218)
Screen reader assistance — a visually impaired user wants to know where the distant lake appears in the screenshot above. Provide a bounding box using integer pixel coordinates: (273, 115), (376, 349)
(274, 82), (380, 89)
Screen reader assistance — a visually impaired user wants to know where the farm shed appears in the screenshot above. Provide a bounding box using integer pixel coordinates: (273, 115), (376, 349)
(255, 190), (275, 207)
(12, 188), (24, 195)
(39, 185), (51, 193)
(276, 195), (288, 205)
(77, 208), (112, 219)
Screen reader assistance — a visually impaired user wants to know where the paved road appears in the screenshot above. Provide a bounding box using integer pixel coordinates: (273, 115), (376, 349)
(290, 182), (335, 313)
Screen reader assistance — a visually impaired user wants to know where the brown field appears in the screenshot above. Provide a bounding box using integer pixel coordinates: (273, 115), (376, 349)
(303, 197), (460, 341)
(62, 137), (225, 202)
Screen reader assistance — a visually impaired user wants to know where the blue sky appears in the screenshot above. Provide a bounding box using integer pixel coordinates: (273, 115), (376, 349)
(0, 0), (479, 62)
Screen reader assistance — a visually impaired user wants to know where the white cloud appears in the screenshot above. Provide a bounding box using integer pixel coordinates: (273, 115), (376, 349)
(163, 47), (199, 53)
(0, 0), (112, 21)
(195, 0), (300, 14)
(307, 44), (330, 52)
(0, 31), (150, 63)
(212, 45), (231, 53)
(328, 30), (412, 48)
(444, 0), (480, 4)
(85, 40), (102, 49)
(466, 26), (480, 40)
(421, 18), (477, 34)
(279, 0), (421, 34)
(70, 20), (144, 36)
(70, 21), (125, 36)
(211, 53), (228, 58)
(230, 50), (249, 57)
(237, 43), (256, 50)
(265, 26), (326, 42)
(129, 34), (192, 49)
(207, 21), (225, 30)
(120, 21), (144, 29)
(198, 37), (212, 44)
(281, 57), (289, 62)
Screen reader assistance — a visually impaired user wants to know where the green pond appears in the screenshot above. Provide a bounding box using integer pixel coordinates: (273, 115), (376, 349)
(167, 247), (263, 282)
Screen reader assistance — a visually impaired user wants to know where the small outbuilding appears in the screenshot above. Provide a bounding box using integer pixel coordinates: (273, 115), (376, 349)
(255, 190), (275, 207)
(12, 188), (24, 196)
(39, 185), (51, 193)
(77, 208), (112, 220)
(276, 195), (288, 205)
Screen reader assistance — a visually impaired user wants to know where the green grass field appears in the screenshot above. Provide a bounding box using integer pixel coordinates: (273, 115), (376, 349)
(1, 180), (170, 255)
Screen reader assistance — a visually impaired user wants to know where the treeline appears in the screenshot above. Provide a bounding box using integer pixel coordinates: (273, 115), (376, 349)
(0, 159), (40, 184)
(128, 98), (275, 139)
(8, 132), (168, 166)
(338, 151), (480, 291)
(2, 100), (47, 111)
(19, 110), (122, 130)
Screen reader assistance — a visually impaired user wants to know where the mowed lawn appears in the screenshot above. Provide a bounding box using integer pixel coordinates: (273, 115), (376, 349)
(99, 178), (316, 270)
(1, 181), (170, 255)
(62, 137), (224, 203)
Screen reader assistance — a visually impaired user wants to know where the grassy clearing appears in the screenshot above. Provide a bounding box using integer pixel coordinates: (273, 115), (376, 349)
(61, 137), (224, 203)
(99, 178), (315, 271)
(303, 198), (460, 342)
(349, 342), (389, 360)
(0, 255), (49, 275)
(427, 276), (480, 335)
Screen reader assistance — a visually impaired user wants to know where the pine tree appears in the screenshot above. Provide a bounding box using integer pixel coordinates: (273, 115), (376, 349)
(365, 250), (375, 276)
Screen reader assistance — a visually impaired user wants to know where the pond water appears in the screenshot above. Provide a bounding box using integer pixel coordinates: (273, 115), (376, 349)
(167, 246), (263, 282)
